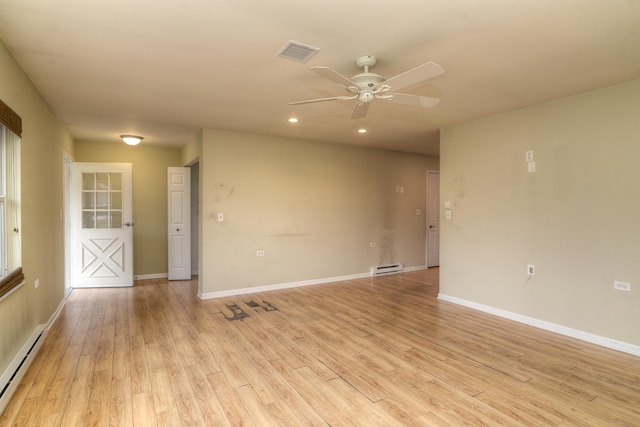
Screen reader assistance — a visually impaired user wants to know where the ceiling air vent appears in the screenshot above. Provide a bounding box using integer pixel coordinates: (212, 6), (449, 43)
(277, 40), (320, 63)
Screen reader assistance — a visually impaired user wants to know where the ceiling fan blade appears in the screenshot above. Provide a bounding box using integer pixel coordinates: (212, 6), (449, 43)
(383, 62), (444, 91)
(387, 93), (440, 108)
(310, 66), (355, 87)
(289, 95), (356, 105)
(351, 103), (370, 120)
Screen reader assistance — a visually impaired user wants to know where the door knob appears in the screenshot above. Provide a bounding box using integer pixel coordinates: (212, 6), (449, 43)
(124, 222), (134, 227)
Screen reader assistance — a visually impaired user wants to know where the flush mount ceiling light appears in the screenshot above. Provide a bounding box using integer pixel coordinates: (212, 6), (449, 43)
(357, 128), (367, 134)
(287, 117), (299, 123)
(120, 135), (143, 145)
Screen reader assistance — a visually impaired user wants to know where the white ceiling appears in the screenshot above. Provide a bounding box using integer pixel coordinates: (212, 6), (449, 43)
(1, 1), (639, 156)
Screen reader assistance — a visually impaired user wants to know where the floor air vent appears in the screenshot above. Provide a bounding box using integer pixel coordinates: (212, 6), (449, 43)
(371, 263), (403, 276)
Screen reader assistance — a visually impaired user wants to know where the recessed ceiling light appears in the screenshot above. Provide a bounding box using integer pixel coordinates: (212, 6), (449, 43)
(288, 117), (299, 123)
(357, 128), (367, 134)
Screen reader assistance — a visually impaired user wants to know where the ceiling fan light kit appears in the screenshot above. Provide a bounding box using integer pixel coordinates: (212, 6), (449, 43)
(290, 55), (444, 119)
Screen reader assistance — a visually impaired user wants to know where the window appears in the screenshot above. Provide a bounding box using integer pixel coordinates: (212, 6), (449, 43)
(0, 99), (23, 299)
(82, 172), (123, 229)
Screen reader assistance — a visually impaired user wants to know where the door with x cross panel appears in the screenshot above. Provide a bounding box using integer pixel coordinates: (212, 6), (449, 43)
(70, 163), (133, 287)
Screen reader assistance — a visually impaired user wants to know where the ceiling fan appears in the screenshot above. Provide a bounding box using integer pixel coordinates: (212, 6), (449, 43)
(290, 55), (444, 120)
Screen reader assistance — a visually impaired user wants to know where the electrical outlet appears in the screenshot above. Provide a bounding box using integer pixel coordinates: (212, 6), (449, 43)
(256, 250), (265, 257)
(217, 212), (224, 222)
(613, 281), (631, 292)
(528, 161), (536, 173)
(34, 278), (40, 289)
(527, 264), (535, 276)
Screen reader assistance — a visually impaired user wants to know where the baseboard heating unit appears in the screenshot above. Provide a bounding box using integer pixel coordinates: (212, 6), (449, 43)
(371, 263), (403, 276)
(0, 325), (46, 415)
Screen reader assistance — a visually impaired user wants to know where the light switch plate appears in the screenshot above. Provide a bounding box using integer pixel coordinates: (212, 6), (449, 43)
(614, 281), (631, 291)
(526, 150), (534, 162)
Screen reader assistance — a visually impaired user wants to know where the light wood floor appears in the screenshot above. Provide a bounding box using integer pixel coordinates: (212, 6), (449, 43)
(2, 268), (640, 426)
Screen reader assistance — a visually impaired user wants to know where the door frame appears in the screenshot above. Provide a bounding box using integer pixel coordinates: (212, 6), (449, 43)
(63, 153), (72, 294)
(426, 170), (440, 267)
(189, 161), (199, 278)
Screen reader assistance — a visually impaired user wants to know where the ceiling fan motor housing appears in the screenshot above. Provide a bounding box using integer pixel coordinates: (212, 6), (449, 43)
(351, 73), (385, 89)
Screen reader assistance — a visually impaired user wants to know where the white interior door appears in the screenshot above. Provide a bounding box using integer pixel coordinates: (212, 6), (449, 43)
(427, 171), (440, 267)
(71, 163), (133, 287)
(168, 167), (191, 280)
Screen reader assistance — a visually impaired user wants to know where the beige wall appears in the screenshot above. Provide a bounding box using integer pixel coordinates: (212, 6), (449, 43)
(440, 79), (640, 346)
(0, 40), (72, 375)
(199, 129), (439, 295)
(181, 129), (202, 166)
(74, 141), (182, 276)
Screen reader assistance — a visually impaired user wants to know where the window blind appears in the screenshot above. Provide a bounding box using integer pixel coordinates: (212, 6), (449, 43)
(0, 98), (21, 137)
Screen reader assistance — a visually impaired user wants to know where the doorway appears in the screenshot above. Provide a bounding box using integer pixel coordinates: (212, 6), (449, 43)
(63, 154), (72, 294)
(168, 167), (191, 280)
(190, 162), (199, 277)
(167, 162), (199, 282)
(427, 170), (440, 267)
(69, 162), (134, 287)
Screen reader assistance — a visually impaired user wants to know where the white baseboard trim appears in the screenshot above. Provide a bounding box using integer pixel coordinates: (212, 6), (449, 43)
(134, 273), (168, 281)
(45, 290), (71, 333)
(403, 265), (428, 273)
(199, 271), (372, 300)
(438, 293), (640, 357)
(198, 265), (431, 300)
